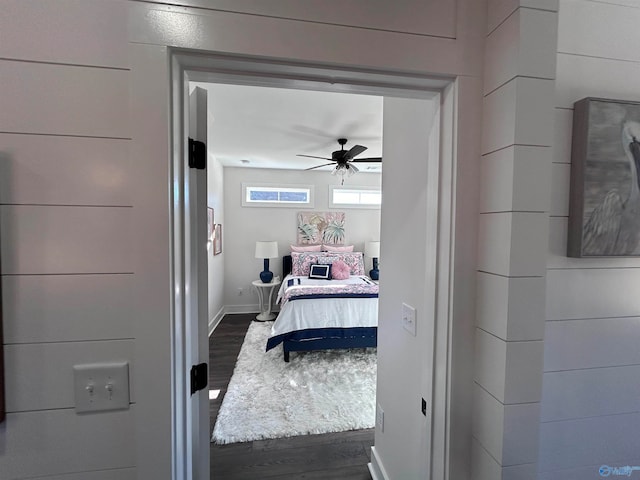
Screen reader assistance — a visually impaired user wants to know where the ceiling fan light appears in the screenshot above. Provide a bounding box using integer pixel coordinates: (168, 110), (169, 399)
(333, 163), (347, 174)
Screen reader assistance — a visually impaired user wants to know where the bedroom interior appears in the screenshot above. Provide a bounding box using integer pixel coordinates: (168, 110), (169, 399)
(200, 82), (386, 475)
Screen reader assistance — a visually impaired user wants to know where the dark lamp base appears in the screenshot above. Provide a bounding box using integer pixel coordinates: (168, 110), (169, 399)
(260, 258), (273, 283)
(369, 257), (379, 280)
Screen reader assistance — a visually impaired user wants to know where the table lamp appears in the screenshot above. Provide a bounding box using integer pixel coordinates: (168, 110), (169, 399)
(365, 241), (380, 280)
(255, 241), (279, 283)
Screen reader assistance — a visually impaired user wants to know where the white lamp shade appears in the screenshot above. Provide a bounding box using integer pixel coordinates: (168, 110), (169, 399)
(365, 241), (380, 258)
(255, 241), (279, 259)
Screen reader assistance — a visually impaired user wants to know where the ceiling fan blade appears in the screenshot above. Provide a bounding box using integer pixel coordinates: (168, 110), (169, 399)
(350, 157), (382, 162)
(296, 154), (333, 161)
(345, 144), (367, 159)
(306, 162), (336, 171)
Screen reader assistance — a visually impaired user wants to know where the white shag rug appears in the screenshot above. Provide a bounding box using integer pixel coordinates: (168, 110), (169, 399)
(211, 321), (376, 444)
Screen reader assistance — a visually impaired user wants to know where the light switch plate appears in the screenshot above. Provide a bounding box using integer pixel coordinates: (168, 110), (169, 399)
(73, 362), (130, 413)
(402, 303), (417, 336)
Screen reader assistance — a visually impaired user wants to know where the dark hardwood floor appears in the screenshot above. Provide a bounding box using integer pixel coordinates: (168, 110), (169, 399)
(209, 313), (374, 480)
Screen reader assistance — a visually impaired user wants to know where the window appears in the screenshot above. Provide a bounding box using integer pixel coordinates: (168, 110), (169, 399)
(329, 186), (382, 209)
(242, 183), (314, 208)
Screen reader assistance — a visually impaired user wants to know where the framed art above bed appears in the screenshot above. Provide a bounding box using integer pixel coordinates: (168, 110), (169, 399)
(297, 211), (345, 245)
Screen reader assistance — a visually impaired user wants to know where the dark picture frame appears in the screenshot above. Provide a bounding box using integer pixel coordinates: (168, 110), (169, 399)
(568, 97), (640, 257)
(213, 224), (222, 255)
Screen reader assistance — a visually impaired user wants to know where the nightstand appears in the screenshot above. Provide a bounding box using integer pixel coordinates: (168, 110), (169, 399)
(252, 279), (281, 321)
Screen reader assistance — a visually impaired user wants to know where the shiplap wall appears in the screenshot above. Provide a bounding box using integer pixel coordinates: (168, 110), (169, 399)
(473, 1), (558, 479)
(0, 1), (136, 479)
(0, 0), (517, 478)
(127, 1), (486, 477)
(539, 1), (640, 478)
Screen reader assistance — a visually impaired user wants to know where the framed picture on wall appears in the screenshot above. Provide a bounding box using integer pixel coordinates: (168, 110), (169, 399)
(567, 97), (640, 257)
(207, 207), (214, 243)
(297, 211), (345, 245)
(213, 224), (222, 255)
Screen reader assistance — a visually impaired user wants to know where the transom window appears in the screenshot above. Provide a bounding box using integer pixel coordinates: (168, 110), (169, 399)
(242, 183), (314, 208)
(329, 186), (381, 208)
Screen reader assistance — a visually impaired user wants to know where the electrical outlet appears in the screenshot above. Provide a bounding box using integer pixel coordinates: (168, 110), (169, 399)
(376, 403), (384, 432)
(402, 303), (417, 336)
(238, 287), (243, 296)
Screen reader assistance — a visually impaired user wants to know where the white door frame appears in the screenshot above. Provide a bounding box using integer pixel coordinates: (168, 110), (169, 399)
(169, 51), (459, 480)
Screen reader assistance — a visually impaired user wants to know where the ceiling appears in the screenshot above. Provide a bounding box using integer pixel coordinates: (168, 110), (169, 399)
(190, 82), (383, 173)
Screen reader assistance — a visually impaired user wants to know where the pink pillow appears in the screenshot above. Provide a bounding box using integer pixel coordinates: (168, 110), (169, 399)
(331, 260), (350, 280)
(290, 244), (322, 252)
(323, 244), (354, 252)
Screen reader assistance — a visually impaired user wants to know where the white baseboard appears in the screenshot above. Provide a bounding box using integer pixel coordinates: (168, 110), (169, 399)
(208, 306), (226, 337)
(224, 304), (260, 315)
(368, 446), (390, 480)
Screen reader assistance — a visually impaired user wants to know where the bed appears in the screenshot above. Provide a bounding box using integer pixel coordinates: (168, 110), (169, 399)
(265, 252), (379, 362)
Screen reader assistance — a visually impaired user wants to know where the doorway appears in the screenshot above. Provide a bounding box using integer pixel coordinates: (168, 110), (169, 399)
(170, 52), (458, 480)
(199, 82), (384, 478)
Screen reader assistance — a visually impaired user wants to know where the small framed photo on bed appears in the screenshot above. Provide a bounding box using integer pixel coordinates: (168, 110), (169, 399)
(309, 263), (331, 279)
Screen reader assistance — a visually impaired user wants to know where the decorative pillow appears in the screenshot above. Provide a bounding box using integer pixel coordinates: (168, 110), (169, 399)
(330, 259), (350, 280)
(323, 244), (354, 252)
(291, 252), (320, 276)
(309, 263), (332, 280)
(290, 244), (322, 252)
(316, 252), (365, 276)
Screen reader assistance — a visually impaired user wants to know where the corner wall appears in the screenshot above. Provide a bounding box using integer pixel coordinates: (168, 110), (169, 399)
(473, 1), (558, 478)
(540, 1), (640, 478)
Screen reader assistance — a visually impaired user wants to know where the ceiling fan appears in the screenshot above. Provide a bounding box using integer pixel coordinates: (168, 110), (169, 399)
(297, 138), (382, 184)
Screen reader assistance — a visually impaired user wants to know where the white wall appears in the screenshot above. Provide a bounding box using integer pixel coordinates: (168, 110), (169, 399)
(375, 96), (438, 479)
(127, 2), (488, 473)
(0, 1), (136, 479)
(0, 0), (487, 478)
(208, 150), (225, 330)
(222, 167), (381, 310)
(540, 1), (640, 478)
